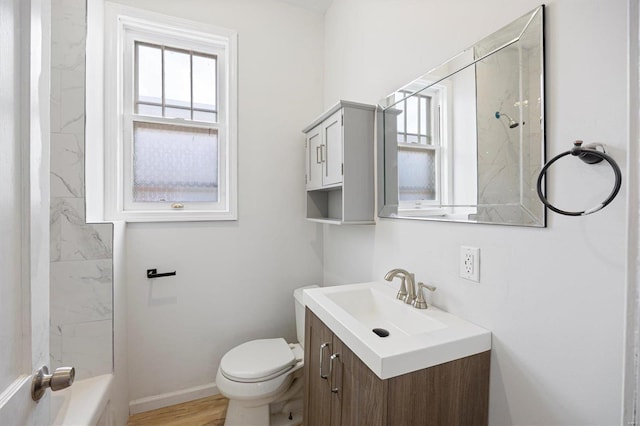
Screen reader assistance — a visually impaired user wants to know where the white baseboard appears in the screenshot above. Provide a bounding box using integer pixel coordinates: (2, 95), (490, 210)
(129, 382), (219, 415)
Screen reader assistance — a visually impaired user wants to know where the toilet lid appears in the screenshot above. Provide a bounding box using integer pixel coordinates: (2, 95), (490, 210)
(220, 338), (296, 381)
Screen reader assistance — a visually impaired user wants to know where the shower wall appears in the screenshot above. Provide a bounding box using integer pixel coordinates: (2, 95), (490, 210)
(474, 41), (542, 225)
(474, 46), (522, 222)
(50, 0), (113, 379)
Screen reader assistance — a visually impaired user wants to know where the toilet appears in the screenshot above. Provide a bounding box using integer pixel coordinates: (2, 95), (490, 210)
(216, 286), (315, 426)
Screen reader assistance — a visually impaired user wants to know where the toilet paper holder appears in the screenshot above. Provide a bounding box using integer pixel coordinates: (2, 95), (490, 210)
(147, 268), (177, 279)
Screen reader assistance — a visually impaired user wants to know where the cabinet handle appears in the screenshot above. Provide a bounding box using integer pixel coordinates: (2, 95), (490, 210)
(329, 353), (340, 393)
(316, 146), (322, 164)
(319, 343), (330, 379)
(320, 144), (325, 163)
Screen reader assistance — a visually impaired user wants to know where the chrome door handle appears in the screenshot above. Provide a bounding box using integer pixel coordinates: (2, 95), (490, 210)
(316, 146), (322, 164)
(320, 144), (325, 163)
(329, 353), (340, 393)
(319, 343), (330, 379)
(31, 366), (75, 401)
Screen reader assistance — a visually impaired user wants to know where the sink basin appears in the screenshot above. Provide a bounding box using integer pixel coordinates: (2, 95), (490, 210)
(303, 282), (491, 379)
(325, 286), (447, 336)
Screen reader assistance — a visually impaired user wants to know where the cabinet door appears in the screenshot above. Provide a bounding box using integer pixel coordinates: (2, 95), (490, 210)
(329, 335), (346, 426)
(332, 335), (385, 426)
(322, 110), (343, 186)
(304, 309), (334, 426)
(305, 310), (385, 426)
(306, 125), (323, 190)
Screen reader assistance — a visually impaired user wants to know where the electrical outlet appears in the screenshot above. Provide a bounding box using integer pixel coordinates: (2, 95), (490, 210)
(460, 246), (480, 282)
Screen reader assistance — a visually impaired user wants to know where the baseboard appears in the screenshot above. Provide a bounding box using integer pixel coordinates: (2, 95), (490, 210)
(129, 382), (219, 415)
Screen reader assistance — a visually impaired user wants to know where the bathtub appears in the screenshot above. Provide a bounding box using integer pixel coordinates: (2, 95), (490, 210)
(51, 374), (113, 426)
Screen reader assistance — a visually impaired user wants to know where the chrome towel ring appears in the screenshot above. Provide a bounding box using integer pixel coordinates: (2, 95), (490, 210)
(536, 140), (622, 216)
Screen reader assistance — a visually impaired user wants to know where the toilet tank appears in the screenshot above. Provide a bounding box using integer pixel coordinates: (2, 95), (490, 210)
(294, 285), (317, 348)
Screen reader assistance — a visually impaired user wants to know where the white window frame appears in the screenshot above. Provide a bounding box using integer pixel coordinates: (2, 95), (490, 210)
(104, 3), (237, 222)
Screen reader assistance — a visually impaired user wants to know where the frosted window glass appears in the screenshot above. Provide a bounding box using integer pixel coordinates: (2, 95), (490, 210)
(193, 55), (216, 113)
(136, 44), (162, 108)
(133, 122), (218, 202)
(164, 49), (191, 109)
(398, 149), (436, 201)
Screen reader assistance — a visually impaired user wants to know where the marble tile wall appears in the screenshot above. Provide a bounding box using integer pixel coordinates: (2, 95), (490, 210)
(474, 42), (542, 225)
(476, 45), (520, 208)
(50, 0), (113, 379)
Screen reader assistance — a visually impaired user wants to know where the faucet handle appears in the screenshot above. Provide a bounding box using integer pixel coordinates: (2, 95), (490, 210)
(422, 283), (437, 292)
(413, 282), (436, 309)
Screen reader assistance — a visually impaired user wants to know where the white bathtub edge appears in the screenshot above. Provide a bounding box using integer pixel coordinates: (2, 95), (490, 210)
(51, 374), (114, 426)
(129, 382), (219, 415)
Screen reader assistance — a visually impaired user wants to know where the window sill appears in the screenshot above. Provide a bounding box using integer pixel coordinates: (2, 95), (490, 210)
(107, 209), (237, 223)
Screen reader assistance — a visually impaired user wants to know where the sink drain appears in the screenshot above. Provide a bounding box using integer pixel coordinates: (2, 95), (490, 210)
(372, 328), (389, 337)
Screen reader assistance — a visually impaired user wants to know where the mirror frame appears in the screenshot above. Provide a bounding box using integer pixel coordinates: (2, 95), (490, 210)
(377, 5), (546, 227)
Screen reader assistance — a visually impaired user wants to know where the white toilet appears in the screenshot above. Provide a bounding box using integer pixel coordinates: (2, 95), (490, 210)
(216, 286), (315, 426)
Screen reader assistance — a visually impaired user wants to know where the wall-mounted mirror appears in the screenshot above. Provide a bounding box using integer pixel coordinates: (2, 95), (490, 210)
(378, 6), (545, 227)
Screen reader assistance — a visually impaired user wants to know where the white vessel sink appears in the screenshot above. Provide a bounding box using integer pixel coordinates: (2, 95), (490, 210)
(303, 282), (491, 379)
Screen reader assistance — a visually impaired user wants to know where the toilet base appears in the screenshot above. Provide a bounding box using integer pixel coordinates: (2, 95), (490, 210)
(271, 410), (303, 426)
(219, 362), (304, 426)
(223, 397), (302, 426)
(223, 400), (267, 426)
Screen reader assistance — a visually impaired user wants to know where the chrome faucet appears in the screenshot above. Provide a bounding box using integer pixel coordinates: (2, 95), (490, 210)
(384, 268), (416, 304)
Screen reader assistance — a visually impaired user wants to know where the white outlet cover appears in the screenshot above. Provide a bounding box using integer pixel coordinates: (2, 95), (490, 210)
(460, 246), (480, 282)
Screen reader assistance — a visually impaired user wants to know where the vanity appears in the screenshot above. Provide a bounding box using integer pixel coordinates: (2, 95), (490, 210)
(302, 283), (491, 425)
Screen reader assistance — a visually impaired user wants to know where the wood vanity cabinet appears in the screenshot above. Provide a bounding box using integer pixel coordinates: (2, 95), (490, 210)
(303, 101), (375, 225)
(303, 308), (491, 426)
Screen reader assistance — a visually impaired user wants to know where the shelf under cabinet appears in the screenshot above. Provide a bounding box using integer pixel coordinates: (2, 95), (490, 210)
(306, 188), (342, 222)
(306, 188), (376, 225)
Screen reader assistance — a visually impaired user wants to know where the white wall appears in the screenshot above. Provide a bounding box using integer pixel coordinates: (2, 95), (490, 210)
(107, 0), (325, 404)
(323, 1), (628, 425)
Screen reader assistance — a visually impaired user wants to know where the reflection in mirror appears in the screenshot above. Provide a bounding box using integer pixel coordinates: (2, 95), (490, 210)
(379, 6), (545, 227)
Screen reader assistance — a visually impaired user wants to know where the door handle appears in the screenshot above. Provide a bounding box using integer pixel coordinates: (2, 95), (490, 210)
(316, 146), (322, 164)
(329, 353), (340, 393)
(320, 144), (325, 163)
(319, 343), (330, 379)
(31, 366), (75, 401)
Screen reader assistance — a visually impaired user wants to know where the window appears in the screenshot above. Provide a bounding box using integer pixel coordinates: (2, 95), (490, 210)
(105, 4), (237, 221)
(394, 85), (448, 210)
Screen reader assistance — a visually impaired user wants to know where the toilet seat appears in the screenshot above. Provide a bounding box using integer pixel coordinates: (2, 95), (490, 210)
(216, 342), (304, 402)
(220, 338), (297, 383)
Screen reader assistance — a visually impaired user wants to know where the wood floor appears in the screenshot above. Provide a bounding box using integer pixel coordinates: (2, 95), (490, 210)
(127, 395), (229, 426)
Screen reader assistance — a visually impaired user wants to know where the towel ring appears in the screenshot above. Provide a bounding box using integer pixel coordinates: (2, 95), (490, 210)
(536, 141), (622, 216)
